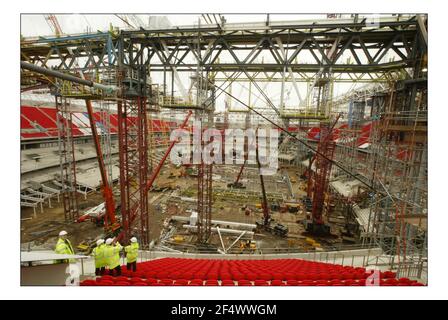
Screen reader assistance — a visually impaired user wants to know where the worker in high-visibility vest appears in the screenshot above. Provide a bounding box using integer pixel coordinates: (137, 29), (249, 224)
(54, 230), (75, 263)
(125, 237), (139, 273)
(104, 238), (122, 276)
(92, 239), (107, 276)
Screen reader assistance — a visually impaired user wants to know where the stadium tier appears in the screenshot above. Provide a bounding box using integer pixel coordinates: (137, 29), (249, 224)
(20, 105), (175, 140)
(80, 258), (424, 287)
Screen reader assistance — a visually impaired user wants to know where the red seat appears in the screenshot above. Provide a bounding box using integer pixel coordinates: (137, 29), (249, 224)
(271, 280), (285, 286)
(80, 280), (96, 286)
(220, 273), (232, 281)
(97, 280), (114, 286)
(160, 279), (174, 286)
(238, 280), (252, 286)
(182, 272), (194, 280)
(254, 280), (269, 286)
(246, 273), (257, 281)
(232, 273), (246, 281)
(174, 280), (189, 286)
(284, 273), (297, 280)
(115, 281), (130, 286)
(286, 280), (298, 286)
(97, 275), (114, 282)
(221, 280), (235, 286)
(259, 273), (272, 281)
(170, 272), (182, 280)
(205, 280), (219, 286)
(411, 282), (425, 286)
(115, 276), (129, 282)
(206, 273), (219, 280)
(130, 277), (144, 283)
(190, 279), (204, 286)
(382, 271), (396, 279)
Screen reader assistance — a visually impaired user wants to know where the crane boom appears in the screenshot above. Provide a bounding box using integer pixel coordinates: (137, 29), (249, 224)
(85, 100), (117, 230)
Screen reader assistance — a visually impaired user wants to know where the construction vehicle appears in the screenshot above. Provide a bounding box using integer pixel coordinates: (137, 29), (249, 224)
(239, 240), (257, 253)
(255, 217), (289, 237)
(227, 158), (247, 189)
(151, 181), (176, 192)
(271, 223), (289, 237)
(252, 130), (290, 237)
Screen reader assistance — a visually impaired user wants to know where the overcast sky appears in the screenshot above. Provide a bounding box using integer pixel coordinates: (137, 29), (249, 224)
(21, 14), (330, 36)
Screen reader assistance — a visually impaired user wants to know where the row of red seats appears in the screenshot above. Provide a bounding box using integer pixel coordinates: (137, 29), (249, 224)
(81, 276), (424, 287)
(20, 105), (175, 140)
(117, 258), (389, 282)
(78, 258), (425, 286)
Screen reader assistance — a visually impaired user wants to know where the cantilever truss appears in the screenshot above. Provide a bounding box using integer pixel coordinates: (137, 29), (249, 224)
(22, 16), (424, 86)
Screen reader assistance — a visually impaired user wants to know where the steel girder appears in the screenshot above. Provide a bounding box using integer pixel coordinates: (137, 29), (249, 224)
(119, 17), (421, 77)
(21, 16), (424, 83)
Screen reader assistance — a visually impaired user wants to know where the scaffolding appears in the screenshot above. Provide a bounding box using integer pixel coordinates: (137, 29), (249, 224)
(117, 67), (150, 247)
(195, 24), (214, 244)
(363, 79), (427, 277)
(55, 96), (79, 221)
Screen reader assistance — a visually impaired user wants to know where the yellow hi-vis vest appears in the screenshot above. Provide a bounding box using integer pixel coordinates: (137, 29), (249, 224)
(125, 242), (139, 263)
(54, 238), (75, 263)
(105, 243), (122, 269)
(92, 244), (107, 268)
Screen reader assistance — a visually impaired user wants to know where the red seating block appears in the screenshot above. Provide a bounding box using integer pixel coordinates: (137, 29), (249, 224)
(118, 258), (407, 288)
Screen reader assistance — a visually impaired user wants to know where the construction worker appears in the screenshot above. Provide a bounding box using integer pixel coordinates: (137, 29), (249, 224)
(125, 237), (139, 273)
(54, 230), (75, 263)
(92, 239), (106, 276)
(104, 238), (122, 276)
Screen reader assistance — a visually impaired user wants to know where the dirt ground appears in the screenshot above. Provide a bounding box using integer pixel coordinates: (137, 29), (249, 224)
(21, 164), (345, 252)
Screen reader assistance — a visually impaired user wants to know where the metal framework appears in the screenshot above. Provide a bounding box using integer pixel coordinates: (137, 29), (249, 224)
(363, 79), (427, 277)
(119, 16), (419, 76)
(117, 95), (149, 246)
(55, 96), (79, 221)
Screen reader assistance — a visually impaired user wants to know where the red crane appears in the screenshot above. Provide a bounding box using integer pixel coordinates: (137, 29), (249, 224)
(256, 145), (270, 226)
(146, 110), (193, 191)
(83, 100), (119, 232)
(306, 114), (341, 235)
(306, 113), (341, 197)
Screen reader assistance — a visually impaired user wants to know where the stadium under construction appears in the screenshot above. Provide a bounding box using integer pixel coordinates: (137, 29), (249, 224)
(20, 14), (427, 287)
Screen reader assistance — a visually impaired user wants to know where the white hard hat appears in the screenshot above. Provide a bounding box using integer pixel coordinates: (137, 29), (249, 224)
(130, 237), (137, 243)
(59, 230), (68, 236)
(96, 239), (105, 246)
(105, 238), (114, 245)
